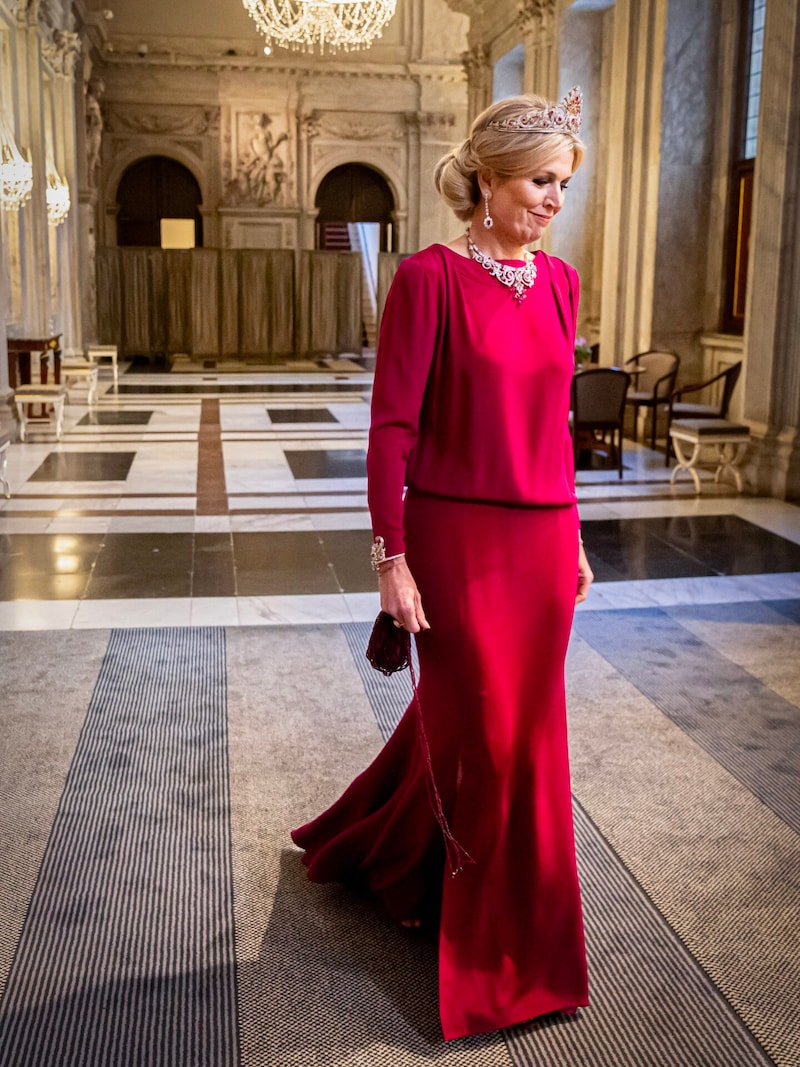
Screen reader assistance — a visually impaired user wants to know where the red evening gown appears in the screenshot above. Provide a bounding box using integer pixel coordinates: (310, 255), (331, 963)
(291, 245), (589, 1041)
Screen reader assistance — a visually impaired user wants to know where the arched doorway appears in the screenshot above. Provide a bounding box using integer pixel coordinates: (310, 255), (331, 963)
(116, 157), (203, 247)
(314, 163), (395, 252)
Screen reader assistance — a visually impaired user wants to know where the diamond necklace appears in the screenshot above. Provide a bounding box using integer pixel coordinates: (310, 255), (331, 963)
(465, 227), (537, 304)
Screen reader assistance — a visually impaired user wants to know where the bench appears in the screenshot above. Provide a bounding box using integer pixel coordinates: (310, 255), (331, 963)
(61, 360), (99, 405)
(14, 385), (68, 441)
(669, 418), (750, 494)
(86, 344), (119, 386)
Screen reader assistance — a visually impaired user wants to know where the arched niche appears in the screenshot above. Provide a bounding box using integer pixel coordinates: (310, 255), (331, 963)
(314, 163), (397, 252)
(115, 156), (204, 247)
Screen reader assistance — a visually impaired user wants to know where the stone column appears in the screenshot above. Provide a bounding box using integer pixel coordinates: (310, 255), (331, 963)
(404, 112), (422, 252)
(461, 45), (491, 125)
(0, 222), (11, 431)
(518, 0), (559, 100)
(298, 112), (320, 249)
(15, 2), (52, 336)
(741, 0), (800, 499)
(598, 0), (668, 364)
(49, 30), (83, 353)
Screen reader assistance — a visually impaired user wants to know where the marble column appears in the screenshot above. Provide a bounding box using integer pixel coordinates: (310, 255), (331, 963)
(0, 223), (11, 430)
(14, 3), (52, 336)
(741, 0), (800, 499)
(598, 0), (668, 364)
(50, 30), (82, 354)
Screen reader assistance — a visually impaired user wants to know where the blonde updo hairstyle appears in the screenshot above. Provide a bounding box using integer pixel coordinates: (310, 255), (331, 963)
(434, 94), (585, 223)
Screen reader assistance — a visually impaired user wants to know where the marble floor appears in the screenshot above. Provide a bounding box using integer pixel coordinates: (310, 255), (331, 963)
(2, 362), (800, 631)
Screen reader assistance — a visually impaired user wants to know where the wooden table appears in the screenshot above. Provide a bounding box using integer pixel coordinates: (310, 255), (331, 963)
(6, 335), (62, 389)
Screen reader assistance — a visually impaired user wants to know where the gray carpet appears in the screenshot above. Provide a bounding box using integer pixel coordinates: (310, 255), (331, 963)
(344, 621), (780, 1067)
(0, 611), (798, 1066)
(571, 604), (800, 830)
(0, 628), (238, 1067)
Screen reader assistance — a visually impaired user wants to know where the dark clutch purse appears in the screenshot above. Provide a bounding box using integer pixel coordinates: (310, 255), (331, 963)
(366, 611), (410, 676)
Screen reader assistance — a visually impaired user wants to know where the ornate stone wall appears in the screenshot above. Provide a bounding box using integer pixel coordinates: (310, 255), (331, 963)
(91, 0), (469, 255)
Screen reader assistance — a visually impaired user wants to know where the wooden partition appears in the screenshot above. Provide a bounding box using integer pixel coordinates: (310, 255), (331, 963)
(95, 248), (362, 363)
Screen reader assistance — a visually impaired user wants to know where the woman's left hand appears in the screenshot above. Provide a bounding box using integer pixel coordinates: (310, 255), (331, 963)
(575, 542), (594, 604)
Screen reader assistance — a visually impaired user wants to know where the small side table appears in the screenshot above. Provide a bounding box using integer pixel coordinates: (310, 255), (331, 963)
(669, 418), (750, 494)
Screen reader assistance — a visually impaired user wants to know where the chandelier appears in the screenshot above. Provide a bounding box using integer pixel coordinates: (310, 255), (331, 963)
(242, 0), (396, 54)
(46, 162), (71, 227)
(0, 112), (33, 212)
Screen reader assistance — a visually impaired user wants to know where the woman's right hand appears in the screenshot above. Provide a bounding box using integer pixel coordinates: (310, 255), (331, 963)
(377, 557), (430, 633)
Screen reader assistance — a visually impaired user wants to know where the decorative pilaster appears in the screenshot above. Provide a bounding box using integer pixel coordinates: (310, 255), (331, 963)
(517, 0), (558, 99)
(461, 45), (491, 125)
(598, 0), (668, 364)
(50, 29), (83, 352)
(14, 0), (52, 336)
(298, 111), (320, 249)
(740, 0), (800, 499)
(404, 112), (422, 251)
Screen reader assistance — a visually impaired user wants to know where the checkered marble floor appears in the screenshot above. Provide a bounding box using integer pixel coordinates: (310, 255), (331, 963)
(1, 362), (799, 630)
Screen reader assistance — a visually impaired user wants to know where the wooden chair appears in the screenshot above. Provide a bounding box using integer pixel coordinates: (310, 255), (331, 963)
(664, 361), (742, 464)
(624, 349), (680, 452)
(571, 367), (631, 479)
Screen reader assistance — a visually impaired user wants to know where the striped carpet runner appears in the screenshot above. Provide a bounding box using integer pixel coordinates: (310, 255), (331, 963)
(0, 628), (239, 1067)
(342, 621), (776, 1067)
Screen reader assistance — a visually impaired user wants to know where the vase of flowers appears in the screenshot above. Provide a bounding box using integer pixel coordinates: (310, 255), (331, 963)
(574, 336), (593, 368)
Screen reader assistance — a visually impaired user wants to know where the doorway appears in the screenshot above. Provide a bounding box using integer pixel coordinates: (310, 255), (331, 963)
(116, 157), (203, 247)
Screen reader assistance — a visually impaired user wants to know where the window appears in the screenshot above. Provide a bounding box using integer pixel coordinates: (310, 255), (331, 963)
(723, 0), (765, 332)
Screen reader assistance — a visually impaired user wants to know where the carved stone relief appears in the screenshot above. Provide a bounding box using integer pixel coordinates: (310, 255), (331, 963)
(105, 106), (221, 137)
(224, 111), (294, 208)
(311, 141), (403, 174)
(315, 114), (406, 142)
(85, 78), (105, 189)
(517, 0), (557, 35)
(42, 29), (81, 75)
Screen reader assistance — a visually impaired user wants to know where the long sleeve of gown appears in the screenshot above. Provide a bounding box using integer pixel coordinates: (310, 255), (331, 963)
(367, 254), (444, 557)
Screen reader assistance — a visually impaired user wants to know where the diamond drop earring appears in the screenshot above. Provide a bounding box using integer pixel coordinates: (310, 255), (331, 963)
(483, 190), (493, 230)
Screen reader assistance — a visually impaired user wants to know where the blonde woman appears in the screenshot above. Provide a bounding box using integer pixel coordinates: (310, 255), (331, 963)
(293, 89), (593, 1040)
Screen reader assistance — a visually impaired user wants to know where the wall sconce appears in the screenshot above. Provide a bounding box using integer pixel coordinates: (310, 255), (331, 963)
(0, 112), (33, 212)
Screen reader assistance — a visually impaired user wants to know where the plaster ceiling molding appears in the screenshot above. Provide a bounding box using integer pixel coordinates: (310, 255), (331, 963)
(104, 32), (261, 64)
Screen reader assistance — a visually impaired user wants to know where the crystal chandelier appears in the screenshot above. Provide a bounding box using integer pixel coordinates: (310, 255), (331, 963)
(46, 161), (71, 227)
(0, 112), (33, 212)
(243, 0), (396, 54)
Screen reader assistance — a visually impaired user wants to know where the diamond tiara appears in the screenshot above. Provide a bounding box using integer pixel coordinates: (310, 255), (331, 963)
(486, 86), (583, 136)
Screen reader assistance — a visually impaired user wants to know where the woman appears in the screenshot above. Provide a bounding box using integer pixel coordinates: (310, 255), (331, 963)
(292, 89), (594, 1041)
